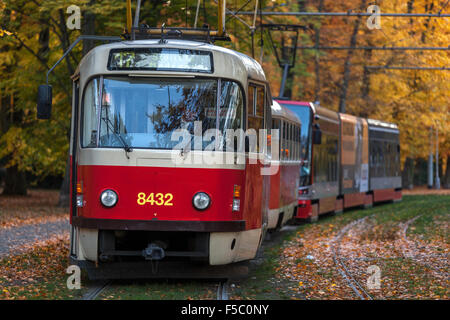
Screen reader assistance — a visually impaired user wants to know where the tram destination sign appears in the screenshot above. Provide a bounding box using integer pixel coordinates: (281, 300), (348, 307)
(108, 48), (213, 73)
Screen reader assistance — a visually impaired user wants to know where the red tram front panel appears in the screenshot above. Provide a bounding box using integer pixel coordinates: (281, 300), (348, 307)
(76, 165), (245, 223)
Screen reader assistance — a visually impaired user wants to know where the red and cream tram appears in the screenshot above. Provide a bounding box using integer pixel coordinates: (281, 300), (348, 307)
(268, 101), (301, 230)
(38, 37), (281, 277)
(275, 100), (402, 221)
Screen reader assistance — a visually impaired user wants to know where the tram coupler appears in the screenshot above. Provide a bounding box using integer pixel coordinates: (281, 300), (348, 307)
(142, 243), (165, 260)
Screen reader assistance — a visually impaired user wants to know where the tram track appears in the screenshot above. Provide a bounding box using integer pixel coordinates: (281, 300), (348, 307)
(397, 215), (422, 259)
(217, 280), (229, 300)
(330, 216), (374, 300)
(82, 280), (112, 300)
(397, 215), (449, 280)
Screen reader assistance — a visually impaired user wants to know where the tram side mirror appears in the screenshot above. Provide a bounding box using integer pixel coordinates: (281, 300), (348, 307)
(37, 84), (52, 120)
(312, 124), (322, 145)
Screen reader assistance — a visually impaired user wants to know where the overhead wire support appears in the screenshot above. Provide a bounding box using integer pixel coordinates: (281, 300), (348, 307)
(296, 45), (450, 51)
(365, 66), (450, 70)
(232, 11), (450, 17)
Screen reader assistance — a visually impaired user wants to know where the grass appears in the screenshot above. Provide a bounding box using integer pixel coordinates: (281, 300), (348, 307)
(0, 194), (448, 300)
(0, 189), (67, 227)
(228, 229), (307, 300)
(0, 236), (86, 300)
(257, 195), (450, 300)
(102, 194), (448, 300)
(96, 280), (218, 300)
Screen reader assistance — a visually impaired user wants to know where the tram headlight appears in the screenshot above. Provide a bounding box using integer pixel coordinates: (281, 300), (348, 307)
(100, 189), (118, 208)
(192, 192), (211, 211)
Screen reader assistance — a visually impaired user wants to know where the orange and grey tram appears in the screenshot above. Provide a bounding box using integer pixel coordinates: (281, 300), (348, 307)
(275, 100), (402, 221)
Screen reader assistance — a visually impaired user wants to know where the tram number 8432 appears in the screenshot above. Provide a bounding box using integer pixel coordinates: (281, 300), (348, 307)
(137, 192), (174, 206)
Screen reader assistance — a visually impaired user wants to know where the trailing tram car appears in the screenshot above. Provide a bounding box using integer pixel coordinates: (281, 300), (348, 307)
(339, 113), (371, 210)
(268, 101), (302, 230)
(367, 119), (402, 203)
(275, 100), (402, 221)
(38, 37), (280, 277)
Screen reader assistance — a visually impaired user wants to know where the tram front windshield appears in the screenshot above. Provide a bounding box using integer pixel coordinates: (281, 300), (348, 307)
(82, 77), (244, 150)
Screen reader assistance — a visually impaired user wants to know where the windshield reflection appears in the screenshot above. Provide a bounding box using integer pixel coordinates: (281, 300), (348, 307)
(82, 77), (244, 150)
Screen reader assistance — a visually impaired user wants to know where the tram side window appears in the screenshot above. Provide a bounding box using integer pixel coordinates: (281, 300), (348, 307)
(286, 123), (290, 160)
(281, 121), (287, 160)
(298, 126), (302, 160)
(290, 124), (294, 160)
(248, 86), (255, 116)
(286, 123), (292, 160)
(220, 81), (245, 151)
(272, 119), (281, 158)
(219, 81), (244, 131)
(256, 88), (264, 117)
(82, 78), (100, 147)
(369, 141), (376, 177)
(390, 142), (398, 177)
(294, 125), (298, 160)
(313, 133), (338, 183)
(378, 144), (383, 177)
(383, 142), (388, 176)
(291, 124), (295, 160)
(329, 135), (338, 182)
(395, 143), (400, 176)
(373, 142), (378, 176)
(385, 142), (390, 176)
(279, 121), (283, 160)
(293, 126), (297, 160)
(247, 84), (265, 151)
(289, 124), (294, 160)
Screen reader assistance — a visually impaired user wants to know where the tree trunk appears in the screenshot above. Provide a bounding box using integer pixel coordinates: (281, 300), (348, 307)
(3, 165), (27, 196)
(359, 46), (373, 118)
(58, 153), (71, 207)
(82, 0), (96, 56)
(313, 0), (324, 103)
(402, 157), (415, 190)
(443, 155), (450, 189)
(338, 0), (366, 113)
(0, 168), (5, 188)
(58, 1), (94, 207)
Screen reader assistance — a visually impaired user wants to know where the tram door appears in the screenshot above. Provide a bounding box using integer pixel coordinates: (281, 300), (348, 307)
(69, 80), (80, 257)
(243, 83), (270, 233)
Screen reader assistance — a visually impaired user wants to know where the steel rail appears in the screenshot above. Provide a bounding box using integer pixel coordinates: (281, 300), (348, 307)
(331, 217), (374, 300)
(217, 281), (229, 300)
(231, 11), (450, 17)
(82, 280), (112, 300)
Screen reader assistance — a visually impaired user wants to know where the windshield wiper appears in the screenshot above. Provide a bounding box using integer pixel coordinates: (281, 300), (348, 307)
(102, 116), (133, 159)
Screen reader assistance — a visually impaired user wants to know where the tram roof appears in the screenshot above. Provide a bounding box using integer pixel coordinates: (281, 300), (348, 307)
(74, 39), (266, 86)
(271, 100), (301, 125)
(367, 118), (399, 132)
(274, 99), (311, 107)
